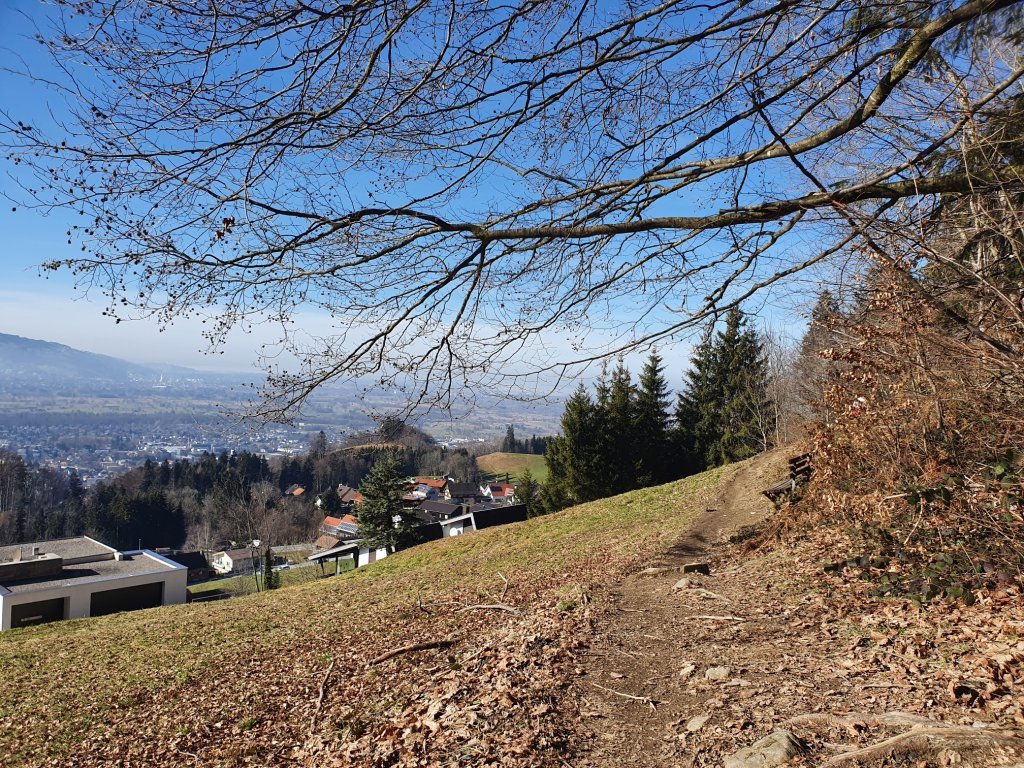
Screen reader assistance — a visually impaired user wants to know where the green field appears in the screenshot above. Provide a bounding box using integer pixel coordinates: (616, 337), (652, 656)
(476, 451), (549, 482)
(0, 459), (766, 766)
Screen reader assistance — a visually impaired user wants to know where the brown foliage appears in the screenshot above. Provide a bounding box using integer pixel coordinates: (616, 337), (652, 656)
(805, 265), (1024, 600)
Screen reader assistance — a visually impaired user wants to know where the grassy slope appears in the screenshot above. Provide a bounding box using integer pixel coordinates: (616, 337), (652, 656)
(476, 451), (549, 482)
(0, 462), (737, 766)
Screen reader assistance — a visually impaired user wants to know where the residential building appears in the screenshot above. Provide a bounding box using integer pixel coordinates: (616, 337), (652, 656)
(0, 537), (187, 631)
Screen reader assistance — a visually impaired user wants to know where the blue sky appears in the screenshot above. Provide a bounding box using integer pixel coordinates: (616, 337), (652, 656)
(0, 1), (278, 371)
(0, 0), (813, 389)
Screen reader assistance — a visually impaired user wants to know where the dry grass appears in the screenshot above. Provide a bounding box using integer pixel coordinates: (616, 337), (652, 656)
(0, 461), (732, 765)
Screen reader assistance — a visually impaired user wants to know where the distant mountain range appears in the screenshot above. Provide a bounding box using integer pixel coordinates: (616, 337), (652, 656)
(0, 332), (205, 384)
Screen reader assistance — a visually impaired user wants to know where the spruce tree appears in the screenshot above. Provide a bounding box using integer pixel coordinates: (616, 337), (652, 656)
(544, 385), (606, 505)
(263, 547), (280, 590)
(604, 360), (636, 495)
(675, 327), (718, 474)
(357, 452), (417, 553)
(501, 424), (516, 453)
(795, 289), (842, 418)
(515, 469), (540, 517)
(711, 308), (771, 464)
(634, 352), (672, 484)
(677, 308), (772, 471)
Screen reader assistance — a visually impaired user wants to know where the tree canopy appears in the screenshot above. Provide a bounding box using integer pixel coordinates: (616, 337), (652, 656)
(3, 0), (1023, 414)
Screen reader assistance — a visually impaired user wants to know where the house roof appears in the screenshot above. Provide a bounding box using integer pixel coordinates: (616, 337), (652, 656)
(488, 483), (516, 496)
(307, 542), (361, 561)
(218, 547), (262, 562)
(445, 482), (480, 498)
(0, 536), (116, 565)
(0, 552), (183, 595)
(418, 500), (463, 515)
(314, 534), (340, 550)
(415, 477), (447, 489)
(322, 516), (343, 529)
(165, 551), (210, 570)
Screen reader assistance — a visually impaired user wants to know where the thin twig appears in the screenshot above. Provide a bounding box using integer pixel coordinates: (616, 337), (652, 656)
(458, 603), (519, 613)
(693, 614), (747, 621)
(309, 658), (336, 734)
(591, 682), (658, 710)
(497, 571), (509, 601)
(369, 639), (455, 665)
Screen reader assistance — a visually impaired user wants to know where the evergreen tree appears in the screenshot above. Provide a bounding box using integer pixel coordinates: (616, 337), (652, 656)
(544, 385), (607, 506)
(676, 308), (772, 471)
(634, 352), (673, 484)
(357, 452), (418, 553)
(711, 309), (771, 464)
(263, 547), (280, 590)
(501, 424), (516, 453)
(515, 469), (541, 518)
(605, 359), (636, 495)
(794, 289), (842, 418)
(675, 328), (718, 474)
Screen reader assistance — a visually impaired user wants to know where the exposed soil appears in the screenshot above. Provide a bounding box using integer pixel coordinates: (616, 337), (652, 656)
(572, 454), (1024, 767)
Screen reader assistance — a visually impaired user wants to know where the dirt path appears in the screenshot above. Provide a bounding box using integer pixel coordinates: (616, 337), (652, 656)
(572, 453), (1024, 768)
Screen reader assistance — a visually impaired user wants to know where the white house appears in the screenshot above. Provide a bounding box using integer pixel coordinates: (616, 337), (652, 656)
(0, 537), (187, 631)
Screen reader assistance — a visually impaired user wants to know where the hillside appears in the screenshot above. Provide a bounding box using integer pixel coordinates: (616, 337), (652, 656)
(476, 451), (549, 482)
(2, 451), (1022, 767)
(0, 332), (160, 383)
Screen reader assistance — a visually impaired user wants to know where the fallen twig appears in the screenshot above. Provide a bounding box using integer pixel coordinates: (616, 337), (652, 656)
(309, 658), (336, 734)
(369, 639), (455, 665)
(693, 614), (747, 621)
(591, 681), (658, 710)
(458, 603), (519, 614)
(497, 571), (509, 601)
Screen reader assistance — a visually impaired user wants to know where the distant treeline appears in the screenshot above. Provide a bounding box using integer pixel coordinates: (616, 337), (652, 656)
(499, 425), (553, 455)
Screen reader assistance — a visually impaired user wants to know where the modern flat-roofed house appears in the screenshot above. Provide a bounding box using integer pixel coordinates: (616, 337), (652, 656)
(0, 537), (187, 631)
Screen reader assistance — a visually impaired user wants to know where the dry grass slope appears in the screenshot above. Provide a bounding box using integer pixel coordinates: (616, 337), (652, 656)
(0, 460), (729, 766)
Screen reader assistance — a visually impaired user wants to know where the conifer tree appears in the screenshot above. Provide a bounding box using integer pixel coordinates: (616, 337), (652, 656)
(711, 308), (771, 464)
(501, 424), (516, 453)
(543, 384), (606, 506)
(634, 352), (673, 484)
(263, 547), (280, 590)
(676, 308), (772, 470)
(605, 360), (636, 495)
(357, 452), (417, 553)
(795, 289), (842, 418)
(674, 328), (718, 474)
(515, 469), (540, 518)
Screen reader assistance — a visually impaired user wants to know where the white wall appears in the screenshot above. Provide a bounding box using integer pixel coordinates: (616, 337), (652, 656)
(0, 555), (186, 631)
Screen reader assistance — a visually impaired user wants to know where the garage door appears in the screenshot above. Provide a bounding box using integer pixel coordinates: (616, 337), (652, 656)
(11, 597), (66, 628)
(89, 581), (164, 617)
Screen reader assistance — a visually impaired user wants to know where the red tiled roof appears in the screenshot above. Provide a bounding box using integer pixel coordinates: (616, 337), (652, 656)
(416, 477), (447, 489)
(314, 534), (340, 550)
(341, 514), (358, 524)
(322, 516), (343, 528)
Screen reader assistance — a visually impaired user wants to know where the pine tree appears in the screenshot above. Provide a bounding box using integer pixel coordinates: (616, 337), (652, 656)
(263, 547), (280, 590)
(515, 469), (540, 517)
(675, 327), (718, 474)
(711, 309), (771, 464)
(634, 352), (673, 484)
(676, 308), (772, 471)
(501, 424), (516, 453)
(544, 384), (607, 506)
(357, 452), (418, 553)
(605, 359), (636, 494)
(794, 289), (842, 418)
